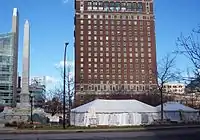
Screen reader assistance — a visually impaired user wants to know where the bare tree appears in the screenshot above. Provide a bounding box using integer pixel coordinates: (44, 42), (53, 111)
(44, 64), (74, 122)
(177, 26), (200, 78)
(44, 86), (63, 115)
(65, 65), (74, 126)
(156, 53), (181, 121)
(57, 63), (74, 126)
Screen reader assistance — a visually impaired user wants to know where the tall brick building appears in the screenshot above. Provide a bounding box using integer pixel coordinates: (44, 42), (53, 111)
(74, 0), (157, 106)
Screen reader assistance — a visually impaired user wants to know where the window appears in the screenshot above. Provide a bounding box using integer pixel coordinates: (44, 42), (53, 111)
(122, 21), (126, 25)
(94, 47), (97, 51)
(135, 37), (138, 41)
(106, 64), (109, 68)
(93, 14), (97, 19)
(88, 20), (91, 24)
(148, 59), (152, 63)
(148, 53), (152, 57)
(112, 58), (115, 62)
(80, 20), (83, 24)
(80, 15), (84, 18)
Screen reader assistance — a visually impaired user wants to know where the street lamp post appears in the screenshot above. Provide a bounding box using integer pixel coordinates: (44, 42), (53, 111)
(30, 94), (33, 125)
(63, 42), (69, 129)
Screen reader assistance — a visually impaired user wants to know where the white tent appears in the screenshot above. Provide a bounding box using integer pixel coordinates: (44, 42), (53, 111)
(71, 99), (158, 126)
(157, 102), (199, 122)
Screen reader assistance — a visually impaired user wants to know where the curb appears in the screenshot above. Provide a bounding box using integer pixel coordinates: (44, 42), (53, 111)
(0, 125), (200, 134)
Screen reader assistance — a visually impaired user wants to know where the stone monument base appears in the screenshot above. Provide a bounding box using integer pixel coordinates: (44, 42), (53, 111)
(0, 106), (49, 124)
(16, 103), (31, 109)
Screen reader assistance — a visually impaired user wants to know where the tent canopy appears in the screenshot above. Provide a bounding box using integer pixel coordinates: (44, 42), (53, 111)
(157, 102), (198, 112)
(72, 99), (157, 113)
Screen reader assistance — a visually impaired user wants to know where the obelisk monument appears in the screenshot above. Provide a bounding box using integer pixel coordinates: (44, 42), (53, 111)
(19, 20), (30, 108)
(12, 8), (19, 107)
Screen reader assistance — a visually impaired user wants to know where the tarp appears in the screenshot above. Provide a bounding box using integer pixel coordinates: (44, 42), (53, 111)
(156, 102), (199, 122)
(156, 102), (198, 112)
(72, 99), (157, 113)
(71, 99), (159, 126)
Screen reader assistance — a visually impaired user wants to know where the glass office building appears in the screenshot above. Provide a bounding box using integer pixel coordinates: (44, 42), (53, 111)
(0, 33), (15, 106)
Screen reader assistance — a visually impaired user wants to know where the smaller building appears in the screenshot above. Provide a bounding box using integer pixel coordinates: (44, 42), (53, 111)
(30, 76), (46, 86)
(16, 76), (46, 108)
(163, 83), (185, 94)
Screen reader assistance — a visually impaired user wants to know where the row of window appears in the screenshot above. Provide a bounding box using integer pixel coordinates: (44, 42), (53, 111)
(85, 1), (144, 12)
(80, 47), (152, 52)
(80, 74), (152, 82)
(80, 19), (150, 26)
(80, 35), (151, 42)
(79, 14), (152, 21)
(80, 57), (152, 63)
(80, 40), (152, 46)
(0, 74), (11, 81)
(79, 63), (152, 70)
(163, 85), (184, 88)
(0, 85), (11, 90)
(79, 65), (152, 73)
(80, 52), (152, 58)
(77, 83), (153, 92)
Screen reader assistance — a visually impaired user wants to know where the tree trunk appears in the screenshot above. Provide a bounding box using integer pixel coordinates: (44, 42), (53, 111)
(160, 89), (164, 121)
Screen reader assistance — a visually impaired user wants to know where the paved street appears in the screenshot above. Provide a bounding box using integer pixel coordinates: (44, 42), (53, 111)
(0, 128), (200, 140)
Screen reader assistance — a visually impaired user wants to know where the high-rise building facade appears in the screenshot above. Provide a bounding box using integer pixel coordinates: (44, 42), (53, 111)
(74, 0), (157, 106)
(0, 33), (15, 106)
(0, 8), (19, 106)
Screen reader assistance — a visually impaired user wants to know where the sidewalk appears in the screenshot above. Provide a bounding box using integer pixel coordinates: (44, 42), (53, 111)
(0, 125), (200, 134)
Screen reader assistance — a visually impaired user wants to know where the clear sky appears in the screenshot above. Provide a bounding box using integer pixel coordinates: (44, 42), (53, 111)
(0, 0), (199, 89)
